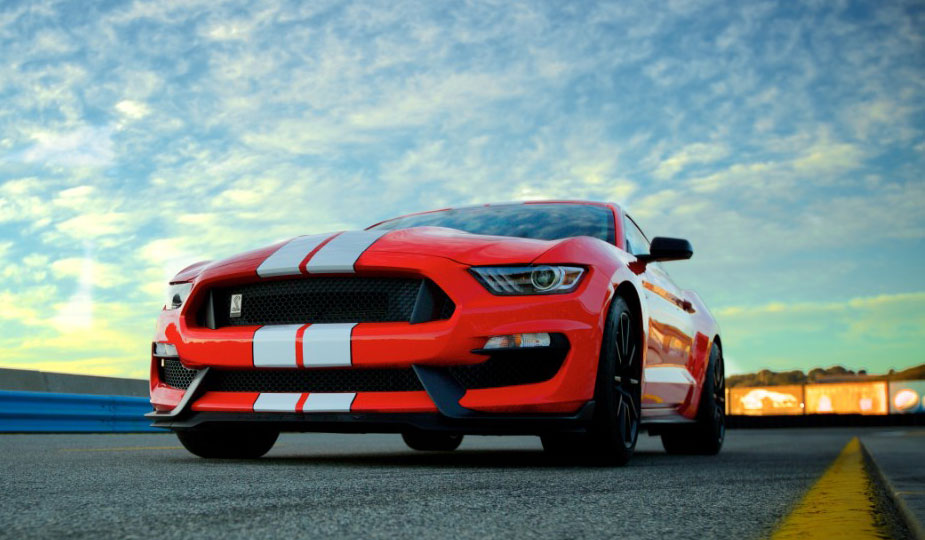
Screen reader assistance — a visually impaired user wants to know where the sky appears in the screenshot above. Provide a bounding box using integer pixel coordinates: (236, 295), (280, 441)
(0, 0), (923, 379)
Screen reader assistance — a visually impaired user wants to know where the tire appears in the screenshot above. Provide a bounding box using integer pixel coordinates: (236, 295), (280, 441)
(661, 342), (725, 455)
(176, 427), (279, 459)
(402, 431), (463, 451)
(541, 294), (642, 466)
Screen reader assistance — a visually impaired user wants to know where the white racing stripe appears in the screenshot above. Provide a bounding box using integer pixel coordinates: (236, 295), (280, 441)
(256, 233), (332, 277)
(302, 393), (355, 412)
(302, 323), (355, 367)
(253, 393), (302, 412)
(304, 230), (389, 274)
(253, 325), (302, 367)
(644, 365), (697, 385)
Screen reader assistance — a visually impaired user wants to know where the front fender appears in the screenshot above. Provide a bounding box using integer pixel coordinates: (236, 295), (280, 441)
(530, 235), (650, 375)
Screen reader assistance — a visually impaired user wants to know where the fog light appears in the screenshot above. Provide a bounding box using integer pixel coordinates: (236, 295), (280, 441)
(483, 333), (551, 350)
(154, 342), (178, 357)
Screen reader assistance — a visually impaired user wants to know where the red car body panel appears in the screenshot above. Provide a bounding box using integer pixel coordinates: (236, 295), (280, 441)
(149, 201), (720, 432)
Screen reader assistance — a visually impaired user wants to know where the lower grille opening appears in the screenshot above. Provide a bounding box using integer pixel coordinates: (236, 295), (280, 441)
(449, 343), (568, 390)
(158, 341), (568, 394)
(207, 368), (424, 393)
(159, 358), (198, 390)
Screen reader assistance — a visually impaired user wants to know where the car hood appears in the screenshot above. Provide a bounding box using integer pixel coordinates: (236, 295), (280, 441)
(177, 227), (565, 282)
(365, 226), (560, 265)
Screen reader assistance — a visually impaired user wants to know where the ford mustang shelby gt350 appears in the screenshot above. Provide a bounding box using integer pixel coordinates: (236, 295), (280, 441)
(148, 201), (724, 465)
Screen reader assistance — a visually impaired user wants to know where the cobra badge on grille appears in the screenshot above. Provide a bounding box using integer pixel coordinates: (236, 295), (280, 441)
(229, 293), (242, 318)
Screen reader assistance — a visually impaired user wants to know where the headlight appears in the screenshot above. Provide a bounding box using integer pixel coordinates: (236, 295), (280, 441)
(165, 282), (193, 310)
(470, 266), (585, 295)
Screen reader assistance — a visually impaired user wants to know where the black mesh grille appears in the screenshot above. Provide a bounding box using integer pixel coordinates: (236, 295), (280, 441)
(159, 358), (198, 390)
(206, 277), (453, 327)
(449, 350), (567, 389)
(207, 368), (424, 393)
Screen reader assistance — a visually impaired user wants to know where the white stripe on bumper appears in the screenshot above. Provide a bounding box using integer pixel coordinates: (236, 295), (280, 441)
(253, 393), (302, 412)
(302, 393), (355, 412)
(253, 324), (302, 367)
(302, 323), (355, 367)
(256, 233), (332, 277)
(304, 230), (388, 274)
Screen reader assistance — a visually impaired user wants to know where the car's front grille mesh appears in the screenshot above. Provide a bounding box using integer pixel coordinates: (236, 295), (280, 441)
(204, 277), (453, 327)
(159, 358), (198, 390)
(207, 368), (424, 393)
(159, 349), (566, 394)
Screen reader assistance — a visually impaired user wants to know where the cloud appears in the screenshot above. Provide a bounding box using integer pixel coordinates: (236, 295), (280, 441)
(715, 291), (925, 374)
(0, 178), (53, 224)
(791, 140), (865, 175)
(53, 185), (97, 209)
(52, 254), (94, 331)
(21, 127), (115, 167)
(202, 20), (257, 41)
(652, 143), (730, 180)
(50, 257), (130, 288)
(716, 292), (925, 318)
(54, 212), (133, 239)
(115, 100), (151, 119)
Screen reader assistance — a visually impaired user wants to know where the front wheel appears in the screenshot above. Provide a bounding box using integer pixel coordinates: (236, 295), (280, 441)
(541, 294), (642, 466)
(661, 342), (725, 455)
(176, 427), (279, 459)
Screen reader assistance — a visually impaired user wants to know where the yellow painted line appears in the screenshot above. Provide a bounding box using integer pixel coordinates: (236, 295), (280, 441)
(59, 446), (183, 452)
(771, 437), (887, 539)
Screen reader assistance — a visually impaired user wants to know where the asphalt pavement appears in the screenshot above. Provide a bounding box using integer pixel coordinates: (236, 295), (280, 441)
(0, 428), (919, 539)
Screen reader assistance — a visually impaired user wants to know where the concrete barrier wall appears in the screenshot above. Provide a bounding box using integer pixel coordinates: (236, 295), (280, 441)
(0, 368), (148, 397)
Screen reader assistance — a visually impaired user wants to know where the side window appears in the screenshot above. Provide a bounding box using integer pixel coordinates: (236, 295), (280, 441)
(623, 215), (650, 256)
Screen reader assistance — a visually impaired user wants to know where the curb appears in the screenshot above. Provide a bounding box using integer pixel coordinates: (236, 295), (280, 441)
(861, 440), (925, 540)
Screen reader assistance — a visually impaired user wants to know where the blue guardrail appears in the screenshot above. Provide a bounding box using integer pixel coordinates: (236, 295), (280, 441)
(0, 390), (164, 433)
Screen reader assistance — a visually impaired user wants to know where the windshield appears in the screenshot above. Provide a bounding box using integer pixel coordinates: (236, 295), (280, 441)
(370, 203), (615, 244)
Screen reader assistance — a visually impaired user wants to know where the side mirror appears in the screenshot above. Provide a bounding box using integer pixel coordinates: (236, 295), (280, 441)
(637, 237), (693, 263)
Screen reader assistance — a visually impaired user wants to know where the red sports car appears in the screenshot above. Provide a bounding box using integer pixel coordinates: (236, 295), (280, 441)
(148, 201), (724, 465)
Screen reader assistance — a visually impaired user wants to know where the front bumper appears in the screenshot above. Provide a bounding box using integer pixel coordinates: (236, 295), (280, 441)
(148, 364), (597, 434)
(149, 252), (612, 426)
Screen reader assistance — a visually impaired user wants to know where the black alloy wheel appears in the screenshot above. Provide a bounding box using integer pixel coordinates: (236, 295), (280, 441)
(661, 343), (725, 455)
(541, 294), (642, 465)
(611, 308), (641, 451)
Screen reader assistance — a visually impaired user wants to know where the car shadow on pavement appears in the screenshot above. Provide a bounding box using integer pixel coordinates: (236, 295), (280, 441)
(201, 448), (682, 469)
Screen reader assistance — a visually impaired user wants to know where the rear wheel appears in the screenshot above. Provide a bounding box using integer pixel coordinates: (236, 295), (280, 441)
(541, 295), (642, 466)
(661, 343), (725, 455)
(402, 431), (463, 451)
(176, 427), (279, 459)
